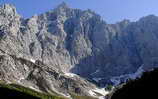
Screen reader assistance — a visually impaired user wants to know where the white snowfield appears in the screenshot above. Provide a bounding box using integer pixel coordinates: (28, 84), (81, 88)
(88, 87), (110, 98)
(110, 65), (144, 85)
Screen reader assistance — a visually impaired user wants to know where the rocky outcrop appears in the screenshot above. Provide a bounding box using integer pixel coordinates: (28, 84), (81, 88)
(0, 52), (97, 97)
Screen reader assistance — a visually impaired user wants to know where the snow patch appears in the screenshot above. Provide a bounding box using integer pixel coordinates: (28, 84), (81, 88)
(93, 88), (109, 96)
(12, 65), (16, 70)
(98, 96), (105, 99)
(29, 86), (37, 90)
(17, 76), (25, 83)
(91, 69), (100, 75)
(110, 78), (120, 86)
(64, 72), (77, 77)
(29, 86), (40, 92)
(89, 88), (109, 98)
(30, 58), (36, 63)
(88, 90), (96, 96)
(92, 78), (103, 82)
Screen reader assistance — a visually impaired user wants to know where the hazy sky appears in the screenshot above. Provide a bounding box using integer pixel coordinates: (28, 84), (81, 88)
(0, 0), (158, 23)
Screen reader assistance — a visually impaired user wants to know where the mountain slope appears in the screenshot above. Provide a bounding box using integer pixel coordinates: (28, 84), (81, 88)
(1, 3), (158, 98)
(0, 82), (66, 99)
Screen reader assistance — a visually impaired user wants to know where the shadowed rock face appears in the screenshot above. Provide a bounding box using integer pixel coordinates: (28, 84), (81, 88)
(1, 3), (158, 97)
(0, 87), (40, 99)
(108, 68), (158, 99)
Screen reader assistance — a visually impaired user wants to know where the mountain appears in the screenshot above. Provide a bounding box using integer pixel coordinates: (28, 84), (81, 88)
(1, 3), (158, 98)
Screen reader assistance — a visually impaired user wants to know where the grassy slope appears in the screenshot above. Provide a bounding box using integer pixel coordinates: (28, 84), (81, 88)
(70, 93), (97, 99)
(0, 81), (97, 99)
(0, 82), (67, 99)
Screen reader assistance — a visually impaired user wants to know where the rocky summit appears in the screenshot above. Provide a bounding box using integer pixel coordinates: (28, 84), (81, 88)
(1, 2), (158, 98)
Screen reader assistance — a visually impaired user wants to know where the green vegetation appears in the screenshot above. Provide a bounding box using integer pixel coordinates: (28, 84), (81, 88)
(0, 81), (100, 99)
(0, 81), (67, 99)
(105, 85), (113, 91)
(70, 93), (97, 99)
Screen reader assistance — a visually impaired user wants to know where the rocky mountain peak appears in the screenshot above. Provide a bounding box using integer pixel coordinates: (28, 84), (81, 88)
(53, 2), (70, 14)
(0, 4), (20, 36)
(0, 4), (18, 17)
(56, 2), (69, 9)
(138, 15), (158, 25)
(119, 19), (130, 25)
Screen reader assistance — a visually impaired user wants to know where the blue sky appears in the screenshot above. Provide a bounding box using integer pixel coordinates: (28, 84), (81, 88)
(0, 0), (158, 23)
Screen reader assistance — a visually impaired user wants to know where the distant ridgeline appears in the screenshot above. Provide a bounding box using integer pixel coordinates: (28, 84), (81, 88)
(107, 68), (158, 99)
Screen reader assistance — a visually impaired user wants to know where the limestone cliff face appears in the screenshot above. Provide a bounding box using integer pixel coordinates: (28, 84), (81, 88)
(1, 3), (158, 97)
